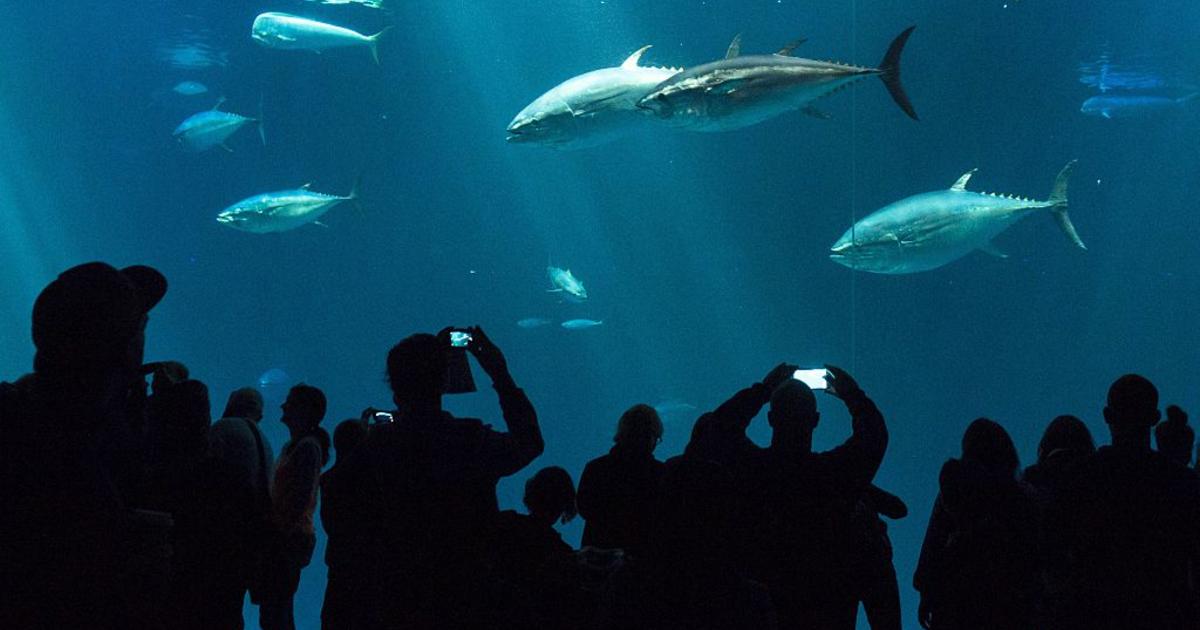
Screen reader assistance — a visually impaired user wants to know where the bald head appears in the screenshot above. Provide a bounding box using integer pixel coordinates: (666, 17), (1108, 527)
(769, 380), (818, 430)
(223, 387), (264, 422)
(1104, 374), (1160, 430)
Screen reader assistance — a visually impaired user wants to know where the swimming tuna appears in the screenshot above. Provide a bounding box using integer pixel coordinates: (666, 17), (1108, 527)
(173, 81), (208, 96)
(547, 266), (588, 302)
(562, 319), (603, 330)
(1081, 93), (1198, 119)
(829, 161), (1084, 274)
(173, 97), (263, 152)
(251, 13), (389, 63)
(506, 46), (682, 149)
(216, 181), (358, 233)
(636, 26), (918, 132)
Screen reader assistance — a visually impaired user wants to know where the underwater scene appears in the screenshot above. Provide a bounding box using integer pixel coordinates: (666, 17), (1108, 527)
(2, 0), (1199, 628)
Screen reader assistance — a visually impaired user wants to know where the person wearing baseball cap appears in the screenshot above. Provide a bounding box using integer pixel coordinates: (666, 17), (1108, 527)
(1, 261), (168, 629)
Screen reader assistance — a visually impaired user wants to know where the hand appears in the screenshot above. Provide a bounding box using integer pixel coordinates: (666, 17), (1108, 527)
(824, 364), (862, 400)
(1166, 405), (1188, 426)
(918, 597), (934, 629)
(762, 363), (800, 392)
(465, 326), (509, 378)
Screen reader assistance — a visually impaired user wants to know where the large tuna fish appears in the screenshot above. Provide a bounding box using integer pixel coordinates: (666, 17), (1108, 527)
(637, 27), (917, 132)
(506, 46), (681, 149)
(173, 98), (263, 152)
(216, 181), (358, 233)
(829, 161), (1084, 274)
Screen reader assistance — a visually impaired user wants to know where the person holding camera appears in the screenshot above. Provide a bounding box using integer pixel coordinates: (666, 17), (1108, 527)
(334, 326), (544, 628)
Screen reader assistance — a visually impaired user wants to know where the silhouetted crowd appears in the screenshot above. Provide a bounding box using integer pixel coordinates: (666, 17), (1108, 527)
(2, 261), (1198, 630)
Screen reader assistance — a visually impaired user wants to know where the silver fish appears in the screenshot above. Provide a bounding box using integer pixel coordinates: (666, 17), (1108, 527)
(637, 26), (917, 132)
(547, 266), (588, 302)
(561, 319), (603, 330)
(829, 161), (1084, 274)
(507, 46), (681, 149)
(251, 12), (389, 64)
(216, 180), (358, 234)
(173, 81), (209, 96)
(517, 317), (554, 329)
(1081, 93), (1198, 119)
(173, 97), (263, 152)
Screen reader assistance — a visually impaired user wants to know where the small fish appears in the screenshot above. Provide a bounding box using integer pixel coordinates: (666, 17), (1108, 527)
(507, 45), (682, 149)
(173, 81), (208, 96)
(302, 0), (388, 8)
(158, 43), (228, 69)
(653, 399), (698, 417)
(561, 319), (603, 330)
(217, 180), (359, 234)
(517, 317), (553, 329)
(251, 12), (390, 64)
(257, 367), (290, 388)
(173, 97), (263, 152)
(830, 161), (1083, 274)
(547, 266), (587, 302)
(637, 26), (917, 132)
(1080, 93), (1197, 119)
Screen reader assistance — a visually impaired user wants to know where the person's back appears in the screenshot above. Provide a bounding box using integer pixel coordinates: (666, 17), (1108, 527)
(320, 419), (369, 630)
(1047, 375), (1200, 629)
(577, 404), (666, 556)
(348, 328), (543, 627)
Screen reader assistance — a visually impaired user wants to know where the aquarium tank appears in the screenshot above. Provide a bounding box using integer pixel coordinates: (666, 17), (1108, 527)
(1, 0), (1197, 627)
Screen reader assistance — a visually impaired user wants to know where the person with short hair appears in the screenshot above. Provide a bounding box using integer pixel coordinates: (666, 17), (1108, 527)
(577, 404), (667, 556)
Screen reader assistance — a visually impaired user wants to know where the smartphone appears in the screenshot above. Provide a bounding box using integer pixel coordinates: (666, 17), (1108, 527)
(793, 368), (829, 390)
(372, 411), (394, 424)
(449, 330), (473, 348)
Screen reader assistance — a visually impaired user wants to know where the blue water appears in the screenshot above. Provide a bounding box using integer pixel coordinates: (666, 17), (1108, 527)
(2, 1), (1198, 627)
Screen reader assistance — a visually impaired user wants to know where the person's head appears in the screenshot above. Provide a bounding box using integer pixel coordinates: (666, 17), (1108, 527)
(31, 262), (166, 394)
(223, 387), (264, 422)
(768, 380), (819, 441)
(524, 466), (577, 526)
(333, 419), (368, 462)
(1037, 415), (1095, 464)
(961, 418), (1020, 478)
(148, 361), (189, 395)
(1155, 406), (1194, 467)
(281, 383), (326, 434)
(614, 404), (663, 454)
(1104, 374), (1160, 435)
(386, 333), (447, 405)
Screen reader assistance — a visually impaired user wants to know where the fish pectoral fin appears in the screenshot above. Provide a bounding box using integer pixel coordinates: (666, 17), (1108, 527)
(546, 288), (563, 293)
(276, 34), (297, 42)
(801, 105), (831, 119)
(220, 143), (234, 153)
(951, 168), (978, 192)
(312, 221), (330, 228)
(1101, 110), (1112, 119)
(979, 242), (1009, 259)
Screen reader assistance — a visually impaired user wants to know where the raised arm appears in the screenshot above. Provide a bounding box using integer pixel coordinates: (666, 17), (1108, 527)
(820, 365), (889, 489)
(711, 362), (799, 432)
(466, 326), (544, 477)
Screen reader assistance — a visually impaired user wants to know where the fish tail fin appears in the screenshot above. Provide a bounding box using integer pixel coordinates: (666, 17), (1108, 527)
(368, 26), (393, 65)
(877, 26), (918, 121)
(346, 174), (364, 212)
(1047, 159), (1086, 250)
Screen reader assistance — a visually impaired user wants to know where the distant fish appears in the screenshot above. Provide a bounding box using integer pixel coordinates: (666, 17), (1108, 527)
(173, 97), (263, 152)
(517, 317), (553, 329)
(830, 161), (1083, 274)
(251, 12), (390, 64)
(173, 81), (209, 96)
(1080, 93), (1197, 119)
(302, 0), (388, 8)
(562, 319), (603, 330)
(637, 26), (918, 132)
(653, 399), (698, 417)
(547, 266), (587, 302)
(258, 367), (289, 388)
(158, 43), (228, 69)
(506, 45), (682, 149)
(217, 180), (358, 233)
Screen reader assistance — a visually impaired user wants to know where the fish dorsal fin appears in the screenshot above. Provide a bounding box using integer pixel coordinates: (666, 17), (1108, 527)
(212, 96), (227, 111)
(979, 241), (1009, 258)
(951, 168), (978, 191)
(775, 37), (807, 56)
(301, 182), (313, 189)
(725, 33), (742, 59)
(621, 45), (653, 70)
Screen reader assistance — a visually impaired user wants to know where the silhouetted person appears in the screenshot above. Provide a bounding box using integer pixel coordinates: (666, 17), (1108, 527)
(492, 466), (584, 629)
(756, 366), (889, 630)
(257, 384), (330, 630)
(342, 327), (543, 628)
(598, 457), (777, 630)
(320, 419), (369, 630)
(1046, 375), (1200, 630)
(851, 484), (907, 630)
(914, 418), (1036, 630)
(1157, 405), (1194, 467)
(577, 404), (666, 557)
(0, 262), (168, 630)
(1023, 415), (1096, 498)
